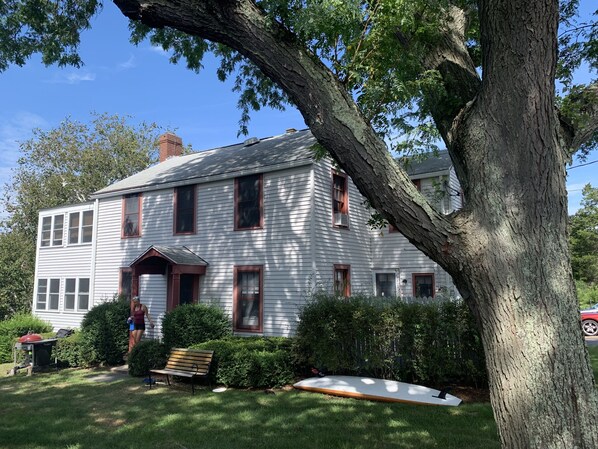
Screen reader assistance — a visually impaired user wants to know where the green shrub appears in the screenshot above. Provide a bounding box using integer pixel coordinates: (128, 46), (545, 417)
(193, 337), (295, 388)
(576, 280), (598, 310)
(295, 293), (486, 387)
(79, 295), (130, 366)
(128, 340), (168, 377)
(0, 313), (53, 363)
(162, 303), (231, 350)
(54, 332), (92, 368)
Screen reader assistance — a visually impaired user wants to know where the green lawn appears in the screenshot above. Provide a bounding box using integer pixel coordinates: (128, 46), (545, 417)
(1, 346), (596, 449)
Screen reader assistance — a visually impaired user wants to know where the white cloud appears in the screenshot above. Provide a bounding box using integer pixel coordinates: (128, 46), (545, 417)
(0, 112), (48, 218)
(118, 55), (137, 70)
(148, 45), (169, 57)
(45, 72), (96, 84)
(0, 112), (48, 166)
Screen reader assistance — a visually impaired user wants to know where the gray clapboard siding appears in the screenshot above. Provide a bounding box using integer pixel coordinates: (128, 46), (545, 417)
(311, 161), (373, 295)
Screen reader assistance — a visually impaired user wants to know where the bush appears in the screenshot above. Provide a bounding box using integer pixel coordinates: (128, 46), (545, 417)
(193, 337), (295, 388)
(79, 295), (130, 366)
(128, 340), (168, 377)
(0, 313), (53, 363)
(54, 331), (92, 368)
(576, 280), (598, 310)
(162, 303), (231, 350)
(295, 293), (486, 387)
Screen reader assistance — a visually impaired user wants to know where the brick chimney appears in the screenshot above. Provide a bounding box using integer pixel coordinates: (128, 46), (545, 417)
(158, 133), (183, 162)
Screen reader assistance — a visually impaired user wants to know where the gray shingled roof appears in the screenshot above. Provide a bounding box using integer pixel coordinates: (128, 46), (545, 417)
(131, 245), (208, 267)
(92, 129), (317, 198)
(403, 150), (452, 176)
(92, 129), (452, 199)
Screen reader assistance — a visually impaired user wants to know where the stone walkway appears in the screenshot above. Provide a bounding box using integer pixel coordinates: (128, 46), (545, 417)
(84, 365), (129, 383)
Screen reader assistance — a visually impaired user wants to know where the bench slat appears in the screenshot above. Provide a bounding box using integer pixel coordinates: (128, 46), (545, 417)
(148, 348), (214, 394)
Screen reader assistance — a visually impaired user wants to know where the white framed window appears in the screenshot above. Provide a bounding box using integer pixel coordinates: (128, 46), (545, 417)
(36, 278), (60, 310)
(65, 278), (90, 311)
(374, 272), (397, 298)
(41, 215), (64, 247)
(69, 210), (94, 244)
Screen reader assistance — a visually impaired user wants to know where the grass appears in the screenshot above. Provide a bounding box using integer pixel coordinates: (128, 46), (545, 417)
(0, 368), (498, 449)
(1, 346), (596, 449)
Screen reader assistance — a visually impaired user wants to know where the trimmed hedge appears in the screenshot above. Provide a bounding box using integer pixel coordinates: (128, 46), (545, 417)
(0, 313), (53, 363)
(53, 331), (94, 368)
(162, 303), (232, 350)
(79, 295), (130, 366)
(295, 294), (487, 387)
(128, 340), (168, 377)
(193, 337), (295, 388)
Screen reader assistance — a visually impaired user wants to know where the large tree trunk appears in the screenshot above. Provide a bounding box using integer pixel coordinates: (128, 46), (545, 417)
(113, 0), (598, 447)
(443, 2), (598, 447)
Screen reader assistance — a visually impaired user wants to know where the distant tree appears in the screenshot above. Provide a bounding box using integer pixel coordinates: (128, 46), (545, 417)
(2, 113), (162, 239)
(0, 231), (34, 320)
(570, 184), (598, 284)
(0, 113), (163, 318)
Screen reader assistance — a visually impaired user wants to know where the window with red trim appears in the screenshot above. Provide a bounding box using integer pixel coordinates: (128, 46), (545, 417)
(122, 193), (141, 237)
(332, 172), (349, 227)
(235, 174), (263, 230)
(234, 266), (263, 332)
(413, 273), (435, 298)
(334, 264), (351, 297)
(174, 185), (196, 234)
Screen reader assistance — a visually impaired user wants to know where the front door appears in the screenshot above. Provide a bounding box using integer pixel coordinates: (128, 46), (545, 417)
(179, 274), (197, 305)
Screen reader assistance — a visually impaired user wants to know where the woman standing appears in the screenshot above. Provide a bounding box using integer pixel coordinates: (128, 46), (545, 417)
(130, 296), (155, 347)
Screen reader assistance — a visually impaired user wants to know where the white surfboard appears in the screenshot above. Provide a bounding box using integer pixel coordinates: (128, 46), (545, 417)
(293, 375), (462, 406)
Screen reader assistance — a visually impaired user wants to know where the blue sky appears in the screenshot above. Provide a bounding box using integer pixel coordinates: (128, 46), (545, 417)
(0, 3), (595, 215)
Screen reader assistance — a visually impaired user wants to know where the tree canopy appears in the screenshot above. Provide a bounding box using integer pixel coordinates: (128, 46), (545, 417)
(2, 1), (598, 448)
(570, 184), (598, 284)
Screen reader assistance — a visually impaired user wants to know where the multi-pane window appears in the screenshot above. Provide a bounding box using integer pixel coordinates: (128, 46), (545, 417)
(175, 185), (196, 234)
(123, 193), (141, 237)
(120, 268), (132, 299)
(334, 265), (351, 297)
(69, 210), (94, 244)
(41, 215), (64, 247)
(64, 278), (76, 310)
(36, 279), (60, 310)
(235, 174), (262, 230)
(78, 278), (90, 310)
(53, 215), (64, 246)
(375, 273), (396, 298)
(65, 278), (90, 311)
(332, 172), (349, 227)
(234, 266), (263, 332)
(413, 273), (435, 298)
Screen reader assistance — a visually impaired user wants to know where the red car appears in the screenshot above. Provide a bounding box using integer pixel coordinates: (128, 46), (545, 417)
(581, 310), (598, 337)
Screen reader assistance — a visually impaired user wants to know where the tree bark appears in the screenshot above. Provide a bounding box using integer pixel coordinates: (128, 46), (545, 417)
(112, 0), (598, 447)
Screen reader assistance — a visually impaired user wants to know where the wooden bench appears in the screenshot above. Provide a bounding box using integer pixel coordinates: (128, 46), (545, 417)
(148, 348), (213, 394)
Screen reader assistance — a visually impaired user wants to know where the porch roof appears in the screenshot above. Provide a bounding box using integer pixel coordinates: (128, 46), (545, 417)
(130, 245), (208, 268)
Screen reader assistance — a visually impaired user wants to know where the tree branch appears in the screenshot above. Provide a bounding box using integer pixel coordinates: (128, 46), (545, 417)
(112, 0), (463, 268)
(420, 6), (481, 144)
(559, 82), (598, 155)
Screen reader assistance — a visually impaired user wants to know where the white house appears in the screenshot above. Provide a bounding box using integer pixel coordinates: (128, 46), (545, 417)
(32, 129), (462, 337)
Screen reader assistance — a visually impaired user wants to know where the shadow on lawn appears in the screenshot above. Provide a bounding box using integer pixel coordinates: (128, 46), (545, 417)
(0, 370), (499, 449)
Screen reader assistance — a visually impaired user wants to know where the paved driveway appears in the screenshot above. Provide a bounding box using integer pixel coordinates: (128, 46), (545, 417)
(586, 337), (598, 346)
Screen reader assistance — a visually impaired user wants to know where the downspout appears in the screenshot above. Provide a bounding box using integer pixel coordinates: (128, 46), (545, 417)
(310, 164), (317, 294)
(89, 199), (100, 308)
(32, 213), (43, 320)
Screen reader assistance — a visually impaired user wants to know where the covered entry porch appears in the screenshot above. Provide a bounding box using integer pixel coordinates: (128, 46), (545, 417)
(129, 245), (208, 311)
